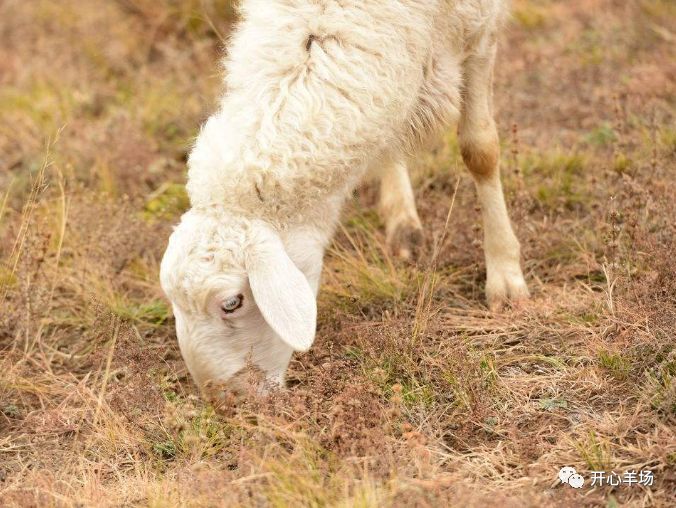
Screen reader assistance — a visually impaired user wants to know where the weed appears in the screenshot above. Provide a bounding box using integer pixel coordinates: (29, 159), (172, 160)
(586, 123), (617, 146)
(520, 150), (590, 211)
(576, 431), (612, 471)
(538, 398), (568, 411)
(512, 5), (546, 31)
(598, 350), (632, 380)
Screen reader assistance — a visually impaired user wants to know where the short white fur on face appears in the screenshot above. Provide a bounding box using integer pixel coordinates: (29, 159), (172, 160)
(160, 209), (318, 389)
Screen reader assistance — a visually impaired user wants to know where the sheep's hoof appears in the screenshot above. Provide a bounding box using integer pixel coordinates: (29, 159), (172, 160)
(485, 267), (530, 311)
(388, 223), (423, 261)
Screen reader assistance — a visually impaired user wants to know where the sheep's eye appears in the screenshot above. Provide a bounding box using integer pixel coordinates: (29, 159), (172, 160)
(221, 294), (243, 314)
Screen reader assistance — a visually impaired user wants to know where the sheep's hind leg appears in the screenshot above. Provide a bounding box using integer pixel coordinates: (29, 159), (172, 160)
(372, 154), (423, 261)
(459, 45), (529, 310)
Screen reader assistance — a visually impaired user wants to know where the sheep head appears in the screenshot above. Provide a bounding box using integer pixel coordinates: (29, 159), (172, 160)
(159, 208), (318, 392)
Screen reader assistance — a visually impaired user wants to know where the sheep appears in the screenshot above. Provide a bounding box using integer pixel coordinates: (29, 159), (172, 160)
(160, 0), (529, 391)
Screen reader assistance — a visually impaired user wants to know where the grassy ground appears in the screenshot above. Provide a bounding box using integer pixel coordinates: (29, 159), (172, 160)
(1, 0), (675, 506)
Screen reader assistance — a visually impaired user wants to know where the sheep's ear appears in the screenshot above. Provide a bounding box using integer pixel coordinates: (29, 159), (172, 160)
(245, 226), (317, 352)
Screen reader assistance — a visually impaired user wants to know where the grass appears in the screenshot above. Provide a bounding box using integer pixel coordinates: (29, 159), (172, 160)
(519, 149), (590, 211)
(512, 3), (547, 31)
(598, 350), (632, 381)
(1, 0), (675, 506)
(322, 219), (418, 316)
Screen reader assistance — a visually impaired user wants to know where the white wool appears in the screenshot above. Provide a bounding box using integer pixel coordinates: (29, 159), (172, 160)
(186, 0), (506, 228)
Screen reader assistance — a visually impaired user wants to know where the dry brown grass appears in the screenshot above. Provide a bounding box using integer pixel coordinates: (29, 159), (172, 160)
(1, 0), (675, 506)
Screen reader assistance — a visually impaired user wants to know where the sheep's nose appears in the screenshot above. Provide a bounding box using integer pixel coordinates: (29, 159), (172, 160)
(201, 364), (268, 403)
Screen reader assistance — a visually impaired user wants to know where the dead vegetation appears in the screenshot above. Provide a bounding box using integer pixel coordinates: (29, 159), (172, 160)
(1, 0), (675, 506)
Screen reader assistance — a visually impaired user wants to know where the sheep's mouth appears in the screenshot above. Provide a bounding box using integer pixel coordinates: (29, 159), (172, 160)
(200, 363), (272, 407)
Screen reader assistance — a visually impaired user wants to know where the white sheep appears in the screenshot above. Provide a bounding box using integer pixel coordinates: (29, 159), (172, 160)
(160, 0), (529, 391)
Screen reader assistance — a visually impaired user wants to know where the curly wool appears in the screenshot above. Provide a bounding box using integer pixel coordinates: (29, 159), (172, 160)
(160, 207), (251, 314)
(185, 0), (507, 229)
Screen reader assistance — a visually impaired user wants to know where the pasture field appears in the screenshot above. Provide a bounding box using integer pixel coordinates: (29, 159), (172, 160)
(1, 0), (674, 506)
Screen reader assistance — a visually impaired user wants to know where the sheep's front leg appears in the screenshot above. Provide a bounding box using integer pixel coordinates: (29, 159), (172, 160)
(459, 45), (529, 310)
(372, 154), (423, 261)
